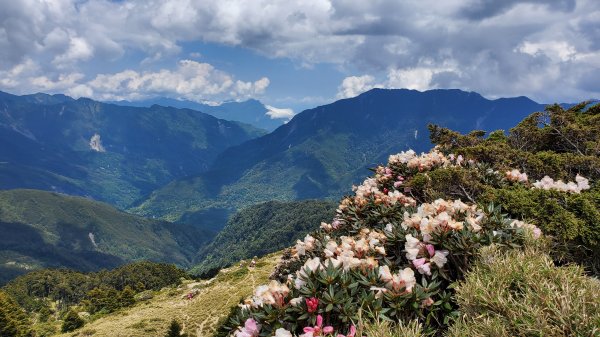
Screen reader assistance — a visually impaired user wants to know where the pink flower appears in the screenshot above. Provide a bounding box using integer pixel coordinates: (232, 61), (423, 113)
(425, 244), (435, 257)
(421, 297), (434, 308)
(412, 257), (432, 275)
(235, 318), (260, 337)
(306, 297), (319, 313)
(533, 227), (542, 239)
(303, 315), (333, 336)
(412, 257), (427, 268)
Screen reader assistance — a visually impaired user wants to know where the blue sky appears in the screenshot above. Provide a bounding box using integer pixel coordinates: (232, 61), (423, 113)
(0, 0), (599, 115)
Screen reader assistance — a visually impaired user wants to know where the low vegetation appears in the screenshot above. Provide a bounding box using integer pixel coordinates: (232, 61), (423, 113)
(193, 200), (337, 277)
(50, 253), (280, 337)
(448, 244), (600, 337)
(0, 290), (33, 337)
(3, 261), (188, 329)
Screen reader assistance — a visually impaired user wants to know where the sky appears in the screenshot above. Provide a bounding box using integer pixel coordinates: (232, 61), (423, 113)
(0, 0), (599, 115)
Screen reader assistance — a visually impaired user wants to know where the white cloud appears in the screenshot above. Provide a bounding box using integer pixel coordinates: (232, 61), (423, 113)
(0, 0), (599, 102)
(0, 58), (270, 102)
(83, 60), (269, 101)
(516, 40), (577, 62)
(337, 64), (462, 98)
(52, 36), (94, 67)
(386, 68), (434, 91)
(265, 105), (295, 120)
(337, 75), (379, 99)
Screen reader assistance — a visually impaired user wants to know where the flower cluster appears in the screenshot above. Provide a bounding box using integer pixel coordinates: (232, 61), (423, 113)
(509, 220), (542, 239)
(295, 234), (316, 257)
(388, 148), (467, 171)
(378, 265), (416, 293)
(402, 199), (485, 235)
(235, 318), (260, 337)
(241, 280), (290, 309)
(237, 315), (357, 337)
(222, 148), (546, 337)
(292, 229), (388, 289)
(350, 177), (416, 209)
(532, 174), (591, 193)
(505, 169), (528, 183)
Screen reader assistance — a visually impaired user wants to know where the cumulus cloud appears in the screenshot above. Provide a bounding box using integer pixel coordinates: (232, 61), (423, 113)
(337, 63), (462, 98)
(0, 0), (599, 102)
(265, 105), (295, 120)
(337, 75), (380, 99)
(0, 58), (269, 102)
(83, 60), (269, 101)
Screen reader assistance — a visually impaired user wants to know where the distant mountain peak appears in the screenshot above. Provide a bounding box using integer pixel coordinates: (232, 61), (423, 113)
(108, 96), (285, 131)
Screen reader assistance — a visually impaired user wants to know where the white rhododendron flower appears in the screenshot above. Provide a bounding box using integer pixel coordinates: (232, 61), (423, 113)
(295, 234), (317, 257)
(379, 265), (416, 292)
(510, 220), (542, 239)
(506, 169), (528, 182)
(532, 174), (590, 193)
(274, 328), (293, 337)
(404, 234), (421, 260)
(431, 250), (449, 268)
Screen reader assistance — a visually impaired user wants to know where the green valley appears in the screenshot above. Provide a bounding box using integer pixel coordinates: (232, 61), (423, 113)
(0, 189), (213, 285)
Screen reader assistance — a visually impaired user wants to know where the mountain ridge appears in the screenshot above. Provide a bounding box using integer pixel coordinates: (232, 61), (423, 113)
(109, 97), (287, 131)
(131, 88), (546, 226)
(0, 90), (265, 208)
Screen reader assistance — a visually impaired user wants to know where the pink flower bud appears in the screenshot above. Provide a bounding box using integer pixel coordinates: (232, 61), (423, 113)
(426, 244), (435, 257)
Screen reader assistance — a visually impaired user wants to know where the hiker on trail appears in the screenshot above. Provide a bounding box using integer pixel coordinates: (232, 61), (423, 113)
(249, 257), (257, 268)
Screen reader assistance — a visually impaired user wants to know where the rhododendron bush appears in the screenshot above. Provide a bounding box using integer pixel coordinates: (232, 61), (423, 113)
(216, 102), (598, 336)
(217, 148), (544, 337)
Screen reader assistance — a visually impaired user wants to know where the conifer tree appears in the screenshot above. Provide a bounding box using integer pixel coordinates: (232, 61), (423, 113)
(61, 309), (84, 332)
(165, 319), (187, 337)
(0, 291), (32, 337)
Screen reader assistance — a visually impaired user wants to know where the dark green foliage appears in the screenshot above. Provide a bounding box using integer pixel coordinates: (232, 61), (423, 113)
(165, 319), (188, 337)
(0, 189), (213, 285)
(193, 200), (337, 276)
(118, 285), (136, 308)
(3, 261), (187, 314)
(61, 309), (84, 332)
(0, 290), (33, 337)
(427, 102), (600, 274)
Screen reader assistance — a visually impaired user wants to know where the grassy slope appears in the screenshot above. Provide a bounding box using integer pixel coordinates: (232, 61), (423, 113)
(54, 253), (280, 337)
(0, 189), (212, 284)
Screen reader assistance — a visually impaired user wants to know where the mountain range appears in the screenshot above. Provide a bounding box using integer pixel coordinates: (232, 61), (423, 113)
(110, 97), (289, 131)
(130, 89), (545, 227)
(0, 91), (264, 208)
(0, 88), (551, 285)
